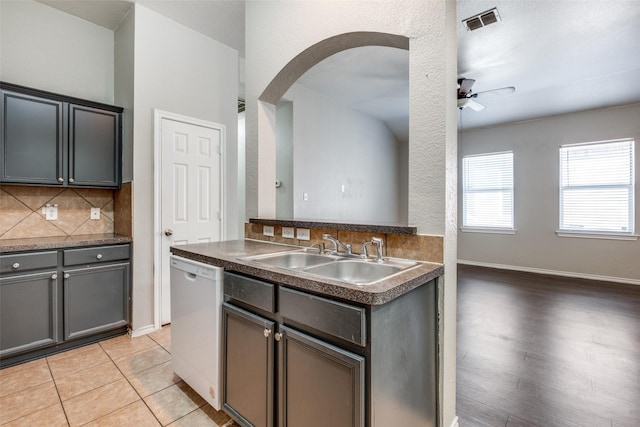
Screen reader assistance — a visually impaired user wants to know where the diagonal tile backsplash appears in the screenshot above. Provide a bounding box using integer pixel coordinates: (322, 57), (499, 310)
(0, 185), (115, 240)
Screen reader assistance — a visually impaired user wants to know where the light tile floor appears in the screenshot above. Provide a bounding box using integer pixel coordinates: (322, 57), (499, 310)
(0, 326), (241, 427)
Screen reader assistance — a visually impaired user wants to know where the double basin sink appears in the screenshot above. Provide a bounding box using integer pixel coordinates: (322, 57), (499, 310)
(241, 250), (419, 285)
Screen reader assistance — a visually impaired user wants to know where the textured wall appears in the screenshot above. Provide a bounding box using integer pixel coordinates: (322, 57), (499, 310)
(0, 0), (114, 104)
(245, 2), (458, 425)
(128, 4), (239, 331)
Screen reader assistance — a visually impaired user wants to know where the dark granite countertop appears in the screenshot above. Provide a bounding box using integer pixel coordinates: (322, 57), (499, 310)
(170, 239), (443, 306)
(0, 234), (132, 253)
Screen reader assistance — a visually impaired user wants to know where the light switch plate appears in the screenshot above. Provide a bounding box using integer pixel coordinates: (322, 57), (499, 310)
(90, 207), (101, 220)
(297, 228), (310, 241)
(45, 205), (58, 221)
(282, 227), (294, 239)
(263, 225), (274, 237)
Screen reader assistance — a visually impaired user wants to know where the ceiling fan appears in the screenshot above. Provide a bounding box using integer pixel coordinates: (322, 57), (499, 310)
(457, 78), (515, 111)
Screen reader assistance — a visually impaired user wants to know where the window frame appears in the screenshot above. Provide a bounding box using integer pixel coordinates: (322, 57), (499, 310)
(557, 138), (636, 239)
(461, 150), (515, 233)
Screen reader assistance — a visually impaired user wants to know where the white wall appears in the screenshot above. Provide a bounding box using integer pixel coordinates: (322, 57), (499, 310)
(0, 0), (114, 103)
(114, 8), (135, 183)
(285, 83), (405, 223)
(275, 100), (294, 218)
(459, 103), (640, 283)
(129, 4), (239, 331)
(245, 2), (458, 426)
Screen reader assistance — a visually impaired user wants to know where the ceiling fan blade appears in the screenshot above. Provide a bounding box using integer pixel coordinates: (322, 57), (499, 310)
(473, 86), (515, 98)
(457, 98), (485, 111)
(466, 98), (485, 111)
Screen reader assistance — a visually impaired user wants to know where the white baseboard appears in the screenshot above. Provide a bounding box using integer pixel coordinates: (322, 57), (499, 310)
(458, 259), (640, 286)
(130, 324), (157, 338)
(448, 416), (459, 427)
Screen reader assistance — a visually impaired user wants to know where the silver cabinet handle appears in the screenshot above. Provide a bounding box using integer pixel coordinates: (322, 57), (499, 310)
(96, 254), (103, 260)
(69, 178), (75, 183)
(51, 273), (58, 280)
(12, 262), (20, 269)
(64, 273), (70, 279)
(274, 332), (284, 342)
(58, 177), (64, 183)
(263, 328), (271, 338)
(164, 229), (173, 237)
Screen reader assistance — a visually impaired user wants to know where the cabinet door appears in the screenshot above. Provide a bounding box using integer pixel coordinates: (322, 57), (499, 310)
(222, 303), (274, 427)
(0, 90), (64, 185)
(0, 271), (59, 357)
(278, 325), (365, 427)
(63, 262), (130, 340)
(68, 104), (121, 188)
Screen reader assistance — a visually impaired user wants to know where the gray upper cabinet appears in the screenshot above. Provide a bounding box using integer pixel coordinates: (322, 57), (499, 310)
(0, 90), (64, 185)
(0, 82), (122, 188)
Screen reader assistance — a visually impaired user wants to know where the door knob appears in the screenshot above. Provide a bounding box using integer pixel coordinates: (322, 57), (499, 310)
(164, 229), (173, 236)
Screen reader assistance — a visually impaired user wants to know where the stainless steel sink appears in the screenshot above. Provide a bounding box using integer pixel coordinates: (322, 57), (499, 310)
(303, 259), (416, 284)
(242, 250), (419, 285)
(243, 251), (338, 269)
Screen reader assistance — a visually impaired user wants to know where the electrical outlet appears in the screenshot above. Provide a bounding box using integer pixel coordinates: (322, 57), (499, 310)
(263, 225), (274, 237)
(90, 207), (101, 220)
(282, 227), (295, 239)
(45, 204), (58, 221)
(297, 228), (310, 240)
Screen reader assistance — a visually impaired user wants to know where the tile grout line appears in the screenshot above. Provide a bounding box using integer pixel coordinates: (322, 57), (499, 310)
(98, 339), (170, 426)
(46, 356), (72, 427)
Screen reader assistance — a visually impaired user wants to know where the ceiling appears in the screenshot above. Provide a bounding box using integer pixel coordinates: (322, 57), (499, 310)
(36, 0), (640, 132)
(36, 0), (245, 56)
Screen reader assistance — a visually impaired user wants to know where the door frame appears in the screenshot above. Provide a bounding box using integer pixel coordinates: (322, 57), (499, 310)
(153, 109), (226, 330)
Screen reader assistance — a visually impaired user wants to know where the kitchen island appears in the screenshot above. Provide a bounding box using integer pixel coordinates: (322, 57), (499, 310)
(171, 239), (443, 427)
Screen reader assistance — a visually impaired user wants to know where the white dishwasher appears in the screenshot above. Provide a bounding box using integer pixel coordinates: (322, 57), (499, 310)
(170, 255), (223, 410)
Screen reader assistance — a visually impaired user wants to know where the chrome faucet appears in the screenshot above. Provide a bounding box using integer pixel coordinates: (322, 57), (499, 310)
(360, 241), (373, 259)
(371, 237), (384, 262)
(322, 234), (352, 255)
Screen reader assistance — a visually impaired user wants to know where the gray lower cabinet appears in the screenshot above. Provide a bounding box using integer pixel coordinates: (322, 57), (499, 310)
(222, 271), (437, 427)
(222, 304), (364, 427)
(278, 325), (364, 427)
(63, 262), (130, 340)
(0, 270), (59, 358)
(222, 303), (274, 427)
(0, 243), (131, 367)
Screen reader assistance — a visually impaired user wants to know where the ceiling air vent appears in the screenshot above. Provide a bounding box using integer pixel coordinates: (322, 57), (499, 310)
(463, 8), (501, 31)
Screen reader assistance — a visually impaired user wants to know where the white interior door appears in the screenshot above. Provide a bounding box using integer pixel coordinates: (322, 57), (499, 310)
(160, 117), (223, 325)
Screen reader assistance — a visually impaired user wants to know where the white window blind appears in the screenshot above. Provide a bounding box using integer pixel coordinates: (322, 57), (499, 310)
(559, 139), (635, 234)
(463, 151), (514, 229)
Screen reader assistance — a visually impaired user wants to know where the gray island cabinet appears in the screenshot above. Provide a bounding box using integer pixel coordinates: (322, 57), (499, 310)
(0, 243), (131, 367)
(172, 239), (441, 427)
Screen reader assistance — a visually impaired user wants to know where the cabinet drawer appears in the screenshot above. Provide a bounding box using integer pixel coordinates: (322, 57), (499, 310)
(279, 287), (366, 347)
(63, 244), (130, 266)
(0, 251), (58, 274)
(223, 272), (275, 313)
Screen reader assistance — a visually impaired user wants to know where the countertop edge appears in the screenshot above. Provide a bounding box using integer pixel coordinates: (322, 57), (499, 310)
(0, 235), (133, 253)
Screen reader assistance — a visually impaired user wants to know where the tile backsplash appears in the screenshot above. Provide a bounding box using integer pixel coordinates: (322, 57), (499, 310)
(244, 222), (444, 263)
(0, 185), (115, 239)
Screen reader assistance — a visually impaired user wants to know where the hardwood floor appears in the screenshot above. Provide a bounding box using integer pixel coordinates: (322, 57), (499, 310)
(456, 265), (640, 427)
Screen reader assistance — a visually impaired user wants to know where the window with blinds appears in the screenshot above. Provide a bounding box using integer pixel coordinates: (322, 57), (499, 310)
(462, 151), (514, 230)
(559, 139), (635, 235)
